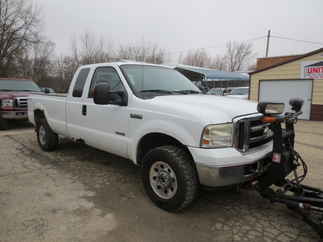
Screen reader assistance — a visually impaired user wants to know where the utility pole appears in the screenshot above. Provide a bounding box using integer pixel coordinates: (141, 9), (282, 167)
(265, 30), (271, 57)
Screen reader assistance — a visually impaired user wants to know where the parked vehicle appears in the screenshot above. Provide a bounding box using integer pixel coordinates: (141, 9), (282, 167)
(40, 87), (55, 94)
(28, 63), (273, 211)
(0, 78), (42, 130)
(226, 87), (249, 99)
(207, 88), (225, 96)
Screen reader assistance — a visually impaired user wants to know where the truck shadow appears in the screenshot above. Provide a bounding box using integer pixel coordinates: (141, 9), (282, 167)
(1, 120), (33, 130)
(19, 135), (319, 242)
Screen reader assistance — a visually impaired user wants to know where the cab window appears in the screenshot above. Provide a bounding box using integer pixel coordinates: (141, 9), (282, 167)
(72, 68), (90, 97)
(88, 67), (125, 98)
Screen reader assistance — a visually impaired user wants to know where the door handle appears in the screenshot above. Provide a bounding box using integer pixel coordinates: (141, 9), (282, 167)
(82, 105), (87, 116)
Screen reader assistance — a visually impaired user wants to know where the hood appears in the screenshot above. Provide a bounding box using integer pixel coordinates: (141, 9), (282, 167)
(148, 94), (259, 123)
(0, 91), (31, 99)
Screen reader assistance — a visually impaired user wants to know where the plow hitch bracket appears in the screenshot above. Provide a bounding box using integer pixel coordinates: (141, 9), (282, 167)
(253, 99), (323, 239)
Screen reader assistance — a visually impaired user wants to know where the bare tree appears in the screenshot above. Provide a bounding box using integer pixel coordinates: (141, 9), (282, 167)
(209, 55), (227, 71)
(14, 40), (55, 85)
(181, 48), (211, 67)
(52, 55), (77, 92)
(0, 0), (41, 76)
(74, 32), (114, 65)
(224, 41), (253, 72)
(32, 41), (55, 81)
(179, 42), (253, 71)
(51, 32), (117, 92)
(145, 45), (164, 64)
(118, 43), (165, 64)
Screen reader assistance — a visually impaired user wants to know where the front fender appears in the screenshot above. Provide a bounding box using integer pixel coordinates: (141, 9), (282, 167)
(129, 119), (198, 164)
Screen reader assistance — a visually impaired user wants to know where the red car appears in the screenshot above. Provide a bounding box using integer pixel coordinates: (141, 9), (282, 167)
(0, 78), (42, 130)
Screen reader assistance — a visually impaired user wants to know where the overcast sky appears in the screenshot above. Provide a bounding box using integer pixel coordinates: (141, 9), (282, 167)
(34, 0), (323, 64)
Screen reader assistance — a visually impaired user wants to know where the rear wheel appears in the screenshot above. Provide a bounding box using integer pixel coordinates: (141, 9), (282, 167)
(0, 117), (9, 130)
(142, 146), (198, 212)
(36, 118), (59, 151)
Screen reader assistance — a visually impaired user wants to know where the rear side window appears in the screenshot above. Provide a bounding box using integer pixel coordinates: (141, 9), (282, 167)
(88, 67), (125, 98)
(72, 68), (90, 97)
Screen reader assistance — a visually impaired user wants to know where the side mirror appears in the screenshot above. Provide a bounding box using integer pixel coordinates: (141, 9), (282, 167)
(42, 87), (51, 94)
(93, 83), (127, 106)
(257, 102), (285, 115)
(289, 98), (303, 112)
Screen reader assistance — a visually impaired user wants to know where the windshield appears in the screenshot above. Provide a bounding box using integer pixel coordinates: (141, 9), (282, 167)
(0, 79), (41, 92)
(120, 65), (201, 98)
(230, 88), (248, 95)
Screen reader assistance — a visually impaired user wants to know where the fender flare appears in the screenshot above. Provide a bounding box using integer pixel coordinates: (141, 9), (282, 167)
(130, 119), (197, 164)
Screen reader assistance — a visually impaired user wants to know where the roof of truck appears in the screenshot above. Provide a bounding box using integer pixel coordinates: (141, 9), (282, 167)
(79, 62), (173, 69)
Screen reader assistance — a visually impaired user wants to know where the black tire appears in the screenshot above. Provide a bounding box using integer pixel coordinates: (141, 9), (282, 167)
(142, 145), (198, 212)
(0, 117), (9, 130)
(36, 118), (59, 151)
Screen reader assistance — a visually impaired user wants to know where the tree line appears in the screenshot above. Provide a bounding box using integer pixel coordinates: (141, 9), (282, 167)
(0, 0), (254, 92)
(179, 41), (253, 72)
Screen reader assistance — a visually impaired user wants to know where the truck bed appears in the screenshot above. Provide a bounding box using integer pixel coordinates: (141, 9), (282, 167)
(28, 93), (67, 135)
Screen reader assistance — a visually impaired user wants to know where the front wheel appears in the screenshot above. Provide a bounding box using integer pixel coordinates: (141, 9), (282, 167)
(142, 146), (198, 212)
(36, 118), (59, 151)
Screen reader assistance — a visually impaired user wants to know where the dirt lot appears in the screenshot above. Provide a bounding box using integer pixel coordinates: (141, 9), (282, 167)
(0, 121), (322, 242)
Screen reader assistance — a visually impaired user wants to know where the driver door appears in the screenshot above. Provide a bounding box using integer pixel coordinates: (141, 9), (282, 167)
(81, 66), (129, 158)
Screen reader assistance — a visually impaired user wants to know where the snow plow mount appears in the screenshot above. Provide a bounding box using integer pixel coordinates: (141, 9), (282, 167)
(252, 98), (323, 238)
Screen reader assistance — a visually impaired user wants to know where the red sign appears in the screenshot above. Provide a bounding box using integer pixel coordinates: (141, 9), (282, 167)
(302, 61), (323, 79)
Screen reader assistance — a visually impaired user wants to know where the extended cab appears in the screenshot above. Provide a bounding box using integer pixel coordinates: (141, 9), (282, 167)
(28, 63), (273, 211)
(0, 78), (42, 130)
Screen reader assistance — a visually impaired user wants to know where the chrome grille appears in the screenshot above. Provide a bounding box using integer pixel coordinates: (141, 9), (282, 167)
(15, 97), (28, 108)
(234, 115), (273, 152)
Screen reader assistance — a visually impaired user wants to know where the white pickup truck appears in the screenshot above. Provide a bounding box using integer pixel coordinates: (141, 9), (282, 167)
(28, 62), (273, 211)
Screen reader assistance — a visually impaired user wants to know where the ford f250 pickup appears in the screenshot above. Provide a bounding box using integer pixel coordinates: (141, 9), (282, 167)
(28, 62), (273, 211)
(0, 78), (42, 130)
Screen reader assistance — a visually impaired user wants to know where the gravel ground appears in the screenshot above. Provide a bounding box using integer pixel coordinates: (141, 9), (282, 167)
(0, 121), (322, 242)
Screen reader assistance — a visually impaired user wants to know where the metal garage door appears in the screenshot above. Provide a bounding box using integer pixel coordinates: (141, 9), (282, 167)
(259, 80), (312, 120)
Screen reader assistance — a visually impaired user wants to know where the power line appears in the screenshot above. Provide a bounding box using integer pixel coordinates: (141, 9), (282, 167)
(271, 35), (323, 46)
(166, 35), (266, 55)
(245, 35), (267, 42)
(166, 33), (323, 57)
(205, 35), (267, 50)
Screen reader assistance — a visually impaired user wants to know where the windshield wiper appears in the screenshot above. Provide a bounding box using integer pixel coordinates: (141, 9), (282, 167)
(173, 90), (201, 94)
(140, 89), (175, 94)
(20, 89), (41, 92)
(0, 89), (14, 91)
(140, 89), (201, 96)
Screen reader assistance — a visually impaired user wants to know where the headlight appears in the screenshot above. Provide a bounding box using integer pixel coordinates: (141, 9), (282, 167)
(257, 102), (285, 115)
(1, 99), (14, 108)
(201, 123), (233, 148)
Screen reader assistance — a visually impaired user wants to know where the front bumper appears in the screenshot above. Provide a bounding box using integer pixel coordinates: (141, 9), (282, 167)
(0, 110), (28, 120)
(188, 141), (272, 187)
